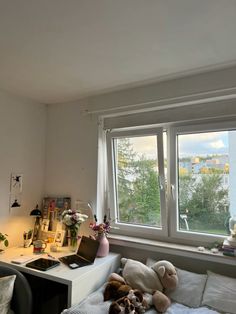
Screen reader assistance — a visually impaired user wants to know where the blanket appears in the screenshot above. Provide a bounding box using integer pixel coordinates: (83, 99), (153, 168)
(61, 284), (219, 314)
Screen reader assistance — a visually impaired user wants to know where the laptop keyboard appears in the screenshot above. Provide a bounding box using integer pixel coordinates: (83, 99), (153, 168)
(60, 255), (88, 266)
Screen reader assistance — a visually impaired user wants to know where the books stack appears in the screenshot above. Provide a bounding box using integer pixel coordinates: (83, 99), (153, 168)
(222, 238), (236, 257)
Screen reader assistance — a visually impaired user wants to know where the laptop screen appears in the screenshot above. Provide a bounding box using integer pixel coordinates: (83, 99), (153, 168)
(77, 236), (99, 262)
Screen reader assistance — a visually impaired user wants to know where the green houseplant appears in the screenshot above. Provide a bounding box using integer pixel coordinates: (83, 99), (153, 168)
(0, 232), (9, 250)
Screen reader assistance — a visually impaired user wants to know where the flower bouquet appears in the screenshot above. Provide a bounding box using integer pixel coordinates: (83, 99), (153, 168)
(62, 209), (88, 250)
(89, 214), (110, 237)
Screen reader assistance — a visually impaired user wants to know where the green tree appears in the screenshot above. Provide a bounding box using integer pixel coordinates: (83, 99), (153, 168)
(179, 173), (229, 233)
(117, 139), (161, 226)
(133, 158), (161, 226)
(117, 138), (136, 221)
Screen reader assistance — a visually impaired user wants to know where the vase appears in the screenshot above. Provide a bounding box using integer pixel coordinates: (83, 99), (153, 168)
(67, 228), (79, 252)
(96, 233), (109, 257)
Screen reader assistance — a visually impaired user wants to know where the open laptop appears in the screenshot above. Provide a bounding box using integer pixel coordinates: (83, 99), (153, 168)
(59, 235), (99, 269)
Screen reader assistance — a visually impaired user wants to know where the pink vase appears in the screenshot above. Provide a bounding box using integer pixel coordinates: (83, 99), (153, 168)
(96, 233), (109, 257)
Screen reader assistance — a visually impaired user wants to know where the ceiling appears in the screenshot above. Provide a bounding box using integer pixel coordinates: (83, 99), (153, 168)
(0, 0), (236, 105)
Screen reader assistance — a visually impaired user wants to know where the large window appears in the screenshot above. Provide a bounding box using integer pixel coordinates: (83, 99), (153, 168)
(106, 121), (236, 243)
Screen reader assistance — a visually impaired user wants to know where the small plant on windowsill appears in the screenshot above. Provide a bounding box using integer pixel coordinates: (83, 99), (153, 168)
(0, 233), (9, 252)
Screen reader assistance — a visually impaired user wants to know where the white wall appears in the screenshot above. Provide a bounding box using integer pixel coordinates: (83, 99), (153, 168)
(0, 90), (47, 247)
(44, 66), (236, 243)
(45, 102), (99, 233)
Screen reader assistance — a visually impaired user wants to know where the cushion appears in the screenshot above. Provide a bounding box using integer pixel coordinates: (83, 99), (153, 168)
(202, 271), (236, 314)
(167, 268), (207, 308)
(146, 258), (207, 308)
(0, 275), (16, 314)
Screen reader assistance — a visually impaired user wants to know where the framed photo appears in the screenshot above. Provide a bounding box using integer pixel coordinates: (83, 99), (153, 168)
(54, 230), (65, 247)
(42, 197), (71, 220)
(41, 219), (49, 232)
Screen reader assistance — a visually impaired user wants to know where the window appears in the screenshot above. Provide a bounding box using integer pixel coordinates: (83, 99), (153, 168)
(106, 121), (236, 244)
(107, 128), (167, 238)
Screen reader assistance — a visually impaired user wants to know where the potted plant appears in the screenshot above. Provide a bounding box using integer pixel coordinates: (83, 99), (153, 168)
(0, 233), (9, 252)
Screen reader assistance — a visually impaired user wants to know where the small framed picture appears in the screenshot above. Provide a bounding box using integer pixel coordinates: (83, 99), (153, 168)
(54, 230), (65, 247)
(41, 219), (49, 231)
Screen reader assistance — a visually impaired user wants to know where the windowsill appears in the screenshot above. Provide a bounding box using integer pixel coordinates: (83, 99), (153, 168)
(108, 234), (236, 266)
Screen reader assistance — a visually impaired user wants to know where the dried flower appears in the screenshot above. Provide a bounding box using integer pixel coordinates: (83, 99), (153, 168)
(89, 214), (110, 236)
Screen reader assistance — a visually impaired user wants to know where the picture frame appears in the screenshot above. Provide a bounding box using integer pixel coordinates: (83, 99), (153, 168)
(42, 197), (71, 221)
(54, 230), (65, 247)
(41, 219), (49, 232)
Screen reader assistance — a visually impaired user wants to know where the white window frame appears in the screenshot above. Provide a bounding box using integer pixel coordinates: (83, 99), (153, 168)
(106, 127), (168, 239)
(169, 120), (236, 243)
(105, 118), (236, 244)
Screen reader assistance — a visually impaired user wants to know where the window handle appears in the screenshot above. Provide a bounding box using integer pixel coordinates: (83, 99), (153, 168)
(158, 177), (164, 190)
(171, 184), (175, 200)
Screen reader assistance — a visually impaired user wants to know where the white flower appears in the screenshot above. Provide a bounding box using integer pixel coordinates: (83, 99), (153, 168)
(62, 209), (88, 227)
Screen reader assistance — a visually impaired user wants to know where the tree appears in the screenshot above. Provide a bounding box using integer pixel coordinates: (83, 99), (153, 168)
(117, 139), (161, 226)
(133, 158), (161, 226)
(179, 173), (229, 232)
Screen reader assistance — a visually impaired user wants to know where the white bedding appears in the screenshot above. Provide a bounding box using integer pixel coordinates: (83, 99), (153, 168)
(61, 284), (220, 314)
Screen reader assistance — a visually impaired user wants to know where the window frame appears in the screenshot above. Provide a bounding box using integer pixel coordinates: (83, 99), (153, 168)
(169, 120), (236, 243)
(106, 127), (168, 239)
(105, 119), (236, 244)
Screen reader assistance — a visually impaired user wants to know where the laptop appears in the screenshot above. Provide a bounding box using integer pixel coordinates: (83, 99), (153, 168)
(26, 258), (60, 271)
(59, 235), (99, 269)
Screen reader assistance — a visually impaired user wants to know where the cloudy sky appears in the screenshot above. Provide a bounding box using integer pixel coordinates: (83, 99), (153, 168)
(127, 130), (233, 159)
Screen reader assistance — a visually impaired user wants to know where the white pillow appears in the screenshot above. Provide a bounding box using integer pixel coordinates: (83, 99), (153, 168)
(146, 258), (207, 308)
(0, 275), (16, 314)
(202, 271), (236, 314)
(167, 268), (207, 308)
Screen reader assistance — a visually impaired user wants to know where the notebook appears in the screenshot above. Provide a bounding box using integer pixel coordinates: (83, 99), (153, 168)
(25, 258), (60, 271)
(59, 235), (99, 269)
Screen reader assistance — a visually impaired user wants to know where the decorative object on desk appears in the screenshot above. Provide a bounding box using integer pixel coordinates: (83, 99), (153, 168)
(62, 208), (88, 251)
(41, 218), (49, 231)
(54, 229), (65, 247)
(90, 214), (110, 257)
(33, 239), (47, 254)
(42, 196), (71, 222)
(30, 204), (42, 241)
(23, 229), (33, 248)
(0, 233), (9, 252)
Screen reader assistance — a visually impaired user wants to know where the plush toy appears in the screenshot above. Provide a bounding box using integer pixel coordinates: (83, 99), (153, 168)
(104, 280), (132, 301)
(109, 289), (148, 314)
(108, 258), (178, 313)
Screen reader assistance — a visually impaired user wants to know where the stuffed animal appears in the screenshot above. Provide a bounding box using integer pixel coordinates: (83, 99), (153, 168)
(104, 274), (132, 301)
(108, 258), (178, 313)
(109, 289), (148, 314)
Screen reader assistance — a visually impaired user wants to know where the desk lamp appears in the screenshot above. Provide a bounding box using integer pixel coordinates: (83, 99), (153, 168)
(30, 204), (42, 241)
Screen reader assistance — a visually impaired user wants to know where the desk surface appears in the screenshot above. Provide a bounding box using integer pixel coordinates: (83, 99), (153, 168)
(0, 246), (119, 285)
(0, 246), (121, 308)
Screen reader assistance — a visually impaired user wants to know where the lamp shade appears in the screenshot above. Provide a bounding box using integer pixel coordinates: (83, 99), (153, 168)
(30, 204), (41, 217)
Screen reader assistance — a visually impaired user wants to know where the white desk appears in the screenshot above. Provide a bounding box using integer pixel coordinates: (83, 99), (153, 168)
(0, 246), (120, 312)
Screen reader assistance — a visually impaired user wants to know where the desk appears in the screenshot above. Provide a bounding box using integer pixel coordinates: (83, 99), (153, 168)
(0, 247), (121, 313)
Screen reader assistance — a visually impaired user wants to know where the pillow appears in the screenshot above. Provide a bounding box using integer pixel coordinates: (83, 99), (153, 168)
(167, 268), (207, 308)
(146, 258), (207, 308)
(0, 275), (16, 314)
(202, 271), (236, 314)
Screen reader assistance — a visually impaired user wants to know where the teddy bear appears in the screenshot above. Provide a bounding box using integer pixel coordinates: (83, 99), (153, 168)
(107, 258), (178, 313)
(109, 289), (148, 314)
(104, 279), (132, 301)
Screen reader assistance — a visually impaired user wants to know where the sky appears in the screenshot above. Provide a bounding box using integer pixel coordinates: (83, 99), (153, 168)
(127, 130), (232, 159)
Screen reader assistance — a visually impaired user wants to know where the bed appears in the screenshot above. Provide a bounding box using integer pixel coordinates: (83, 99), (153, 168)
(61, 257), (236, 314)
